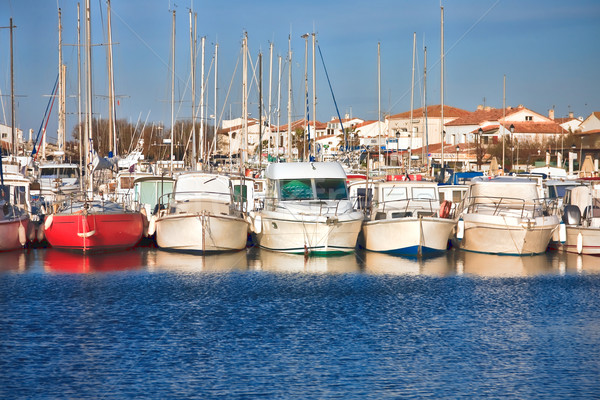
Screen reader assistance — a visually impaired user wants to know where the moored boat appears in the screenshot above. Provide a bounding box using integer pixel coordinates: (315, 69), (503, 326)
(249, 162), (363, 254)
(352, 180), (456, 256)
(455, 176), (559, 255)
(561, 184), (600, 255)
(154, 172), (249, 252)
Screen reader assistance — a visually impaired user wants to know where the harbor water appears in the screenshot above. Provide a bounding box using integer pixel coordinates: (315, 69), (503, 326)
(1, 247), (600, 399)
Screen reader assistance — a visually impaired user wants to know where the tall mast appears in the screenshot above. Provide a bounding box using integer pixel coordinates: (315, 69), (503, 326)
(170, 10), (175, 172)
(258, 52), (263, 170)
(377, 42), (381, 172)
(57, 9), (65, 161)
(189, 10), (196, 169)
(199, 36), (205, 163)
(213, 41), (218, 161)
(242, 32), (248, 165)
(277, 55), (282, 162)
(267, 42), (273, 159)
(287, 35), (292, 161)
(302, 33), (308, 161)
(107, 0), (116, 157)
(85, 0), (93, 193)
(409, 32), (416, 173)
(9, 18), (16, 157)
(312, 33), (316, 160)
(502, 74), (506, 172)
(77, 2), (83, 190)
(440, 5), (445, 172)
(424, 46), (429, 173)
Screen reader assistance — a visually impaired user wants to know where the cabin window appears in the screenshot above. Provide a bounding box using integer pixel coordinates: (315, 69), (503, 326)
(233, 185), (247, 204)
(40, 167), (78, 179)
(315, 178), (348, 200)
(120, 177), (136, 189)
(452, 190), (464, 203)
(383, 187), (407, 202)
(279, 179), (313, 200)
(412, 187), (437, 200)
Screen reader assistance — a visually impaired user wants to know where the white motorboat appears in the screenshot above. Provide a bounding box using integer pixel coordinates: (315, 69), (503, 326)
(35, 162), (81, 201)
(155, 172), (249, 252)
(561, 184), (600, 255)
(249, 162), (363, 254)
(455, 176), (559, 255)
(352, 180), (455, 256)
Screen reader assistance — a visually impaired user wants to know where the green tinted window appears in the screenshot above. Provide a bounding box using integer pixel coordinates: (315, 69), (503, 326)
(280, 179), (314, 200)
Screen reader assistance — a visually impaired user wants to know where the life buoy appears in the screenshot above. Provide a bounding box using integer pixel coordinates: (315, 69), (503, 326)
(439, 200), (452, 218)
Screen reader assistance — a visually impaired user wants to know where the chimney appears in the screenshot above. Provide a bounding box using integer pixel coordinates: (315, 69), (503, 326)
(548, 109), (555, 120)
(477, 104), (483, 110)
(569, 111), (574, 119)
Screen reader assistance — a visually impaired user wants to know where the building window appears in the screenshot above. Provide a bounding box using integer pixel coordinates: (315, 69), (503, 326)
(525, 116), (532, 121)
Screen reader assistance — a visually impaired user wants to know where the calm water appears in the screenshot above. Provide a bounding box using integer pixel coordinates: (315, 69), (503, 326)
(1, 247), (600, 399)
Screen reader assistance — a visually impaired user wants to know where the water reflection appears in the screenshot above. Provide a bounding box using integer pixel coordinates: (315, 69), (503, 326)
(250, 248), (361, 274)
(146, 248), (250, 273)
(359, 251), (456, 276)
(0, 250), (30, 273)
(43, 249), (144, 274)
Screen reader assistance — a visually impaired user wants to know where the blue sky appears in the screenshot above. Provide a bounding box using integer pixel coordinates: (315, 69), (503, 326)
(1, 0), (599, 146)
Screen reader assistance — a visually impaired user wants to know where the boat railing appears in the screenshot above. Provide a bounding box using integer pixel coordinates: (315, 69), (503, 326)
(265, 197), (345, 217)
(369, 197), (439, 219)
(157, 190), (240, 215)
(464, 195), (545, 218)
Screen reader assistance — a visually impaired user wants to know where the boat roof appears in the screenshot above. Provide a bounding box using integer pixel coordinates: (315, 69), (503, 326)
(38, 162), (79, 169)
(471, 176), (538, 185)
(265, 162), (347, 180)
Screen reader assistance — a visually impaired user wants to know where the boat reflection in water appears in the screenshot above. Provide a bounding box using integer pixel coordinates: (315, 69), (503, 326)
(456, 251), (556, 277)
(251, 248), (361, 274)
(562, 252), (600, 275)
(360, 250), (456, 276)
(146, 248), (249, 273)
(43, 249), (144, 274)
(0, 250), (30, 273)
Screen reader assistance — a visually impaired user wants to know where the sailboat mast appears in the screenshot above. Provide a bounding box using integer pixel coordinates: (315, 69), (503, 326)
(199, 36), (205, 164)
(287, 35), (292, 161)
(77, 2), (83, 190)
(312, 33), (316, 160)
(409, 32), (416, 173)
(302, 33), (308, 161)
(440, 5), (445, 172)
(377, 42), (381, 173)
(170, 10), (175, 173)
(242, 32), (248, 165)
(424, 46), (429, 173)
(258, 52), (263, 170)
(107, 0), (116, 157)
(213, 41), (218, 161)
(277, 55), (282, 162)
(267, 42), (273, 159)
(189, 10), (196, 169)
(58, 9), (65, 162)
(10, 18), (16, 157)
(85, 0), (93, 193)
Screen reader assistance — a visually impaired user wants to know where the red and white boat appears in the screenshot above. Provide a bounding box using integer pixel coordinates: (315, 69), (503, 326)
(44, 199), (144, 252)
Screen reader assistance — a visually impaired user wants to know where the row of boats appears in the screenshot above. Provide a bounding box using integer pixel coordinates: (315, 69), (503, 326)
(1, 161), (599, 257)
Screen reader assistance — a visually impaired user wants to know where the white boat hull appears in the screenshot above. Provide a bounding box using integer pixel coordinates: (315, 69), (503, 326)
(458, 214), (558, 255)
(253, 212), (363, 254)
(565, 226), (600, 255)
(156, 213), (249, 252)
(361, 217), (455, 255)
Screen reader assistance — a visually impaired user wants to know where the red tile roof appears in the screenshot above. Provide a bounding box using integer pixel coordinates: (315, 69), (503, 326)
(445, 107), (521, 126)
(501, 121), (564, 134)
(387, 105), (471, 119)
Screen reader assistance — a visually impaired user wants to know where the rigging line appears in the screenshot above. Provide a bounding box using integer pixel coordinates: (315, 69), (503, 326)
(389, 0), (502, 112)
(317, 44), (347, 151)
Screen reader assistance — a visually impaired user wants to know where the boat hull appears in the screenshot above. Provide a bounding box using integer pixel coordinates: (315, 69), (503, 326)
(156, 213), (249, 252)
(361, 217), (455, 256)
(0, 215), (29, 251)
(253, 212), (363, 254)
(565, 226), (600, 255)
(458, 214), (558, 255)
(44, 212), (144, 252)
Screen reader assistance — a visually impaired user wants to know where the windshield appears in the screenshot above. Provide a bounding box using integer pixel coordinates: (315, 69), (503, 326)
(40, 167), (79, 179)
(315, 178), (348, 200)
(279, 179), (313, 200)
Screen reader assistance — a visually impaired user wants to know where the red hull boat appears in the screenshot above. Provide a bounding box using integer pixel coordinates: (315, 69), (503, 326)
(44, 204), (144, 252)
